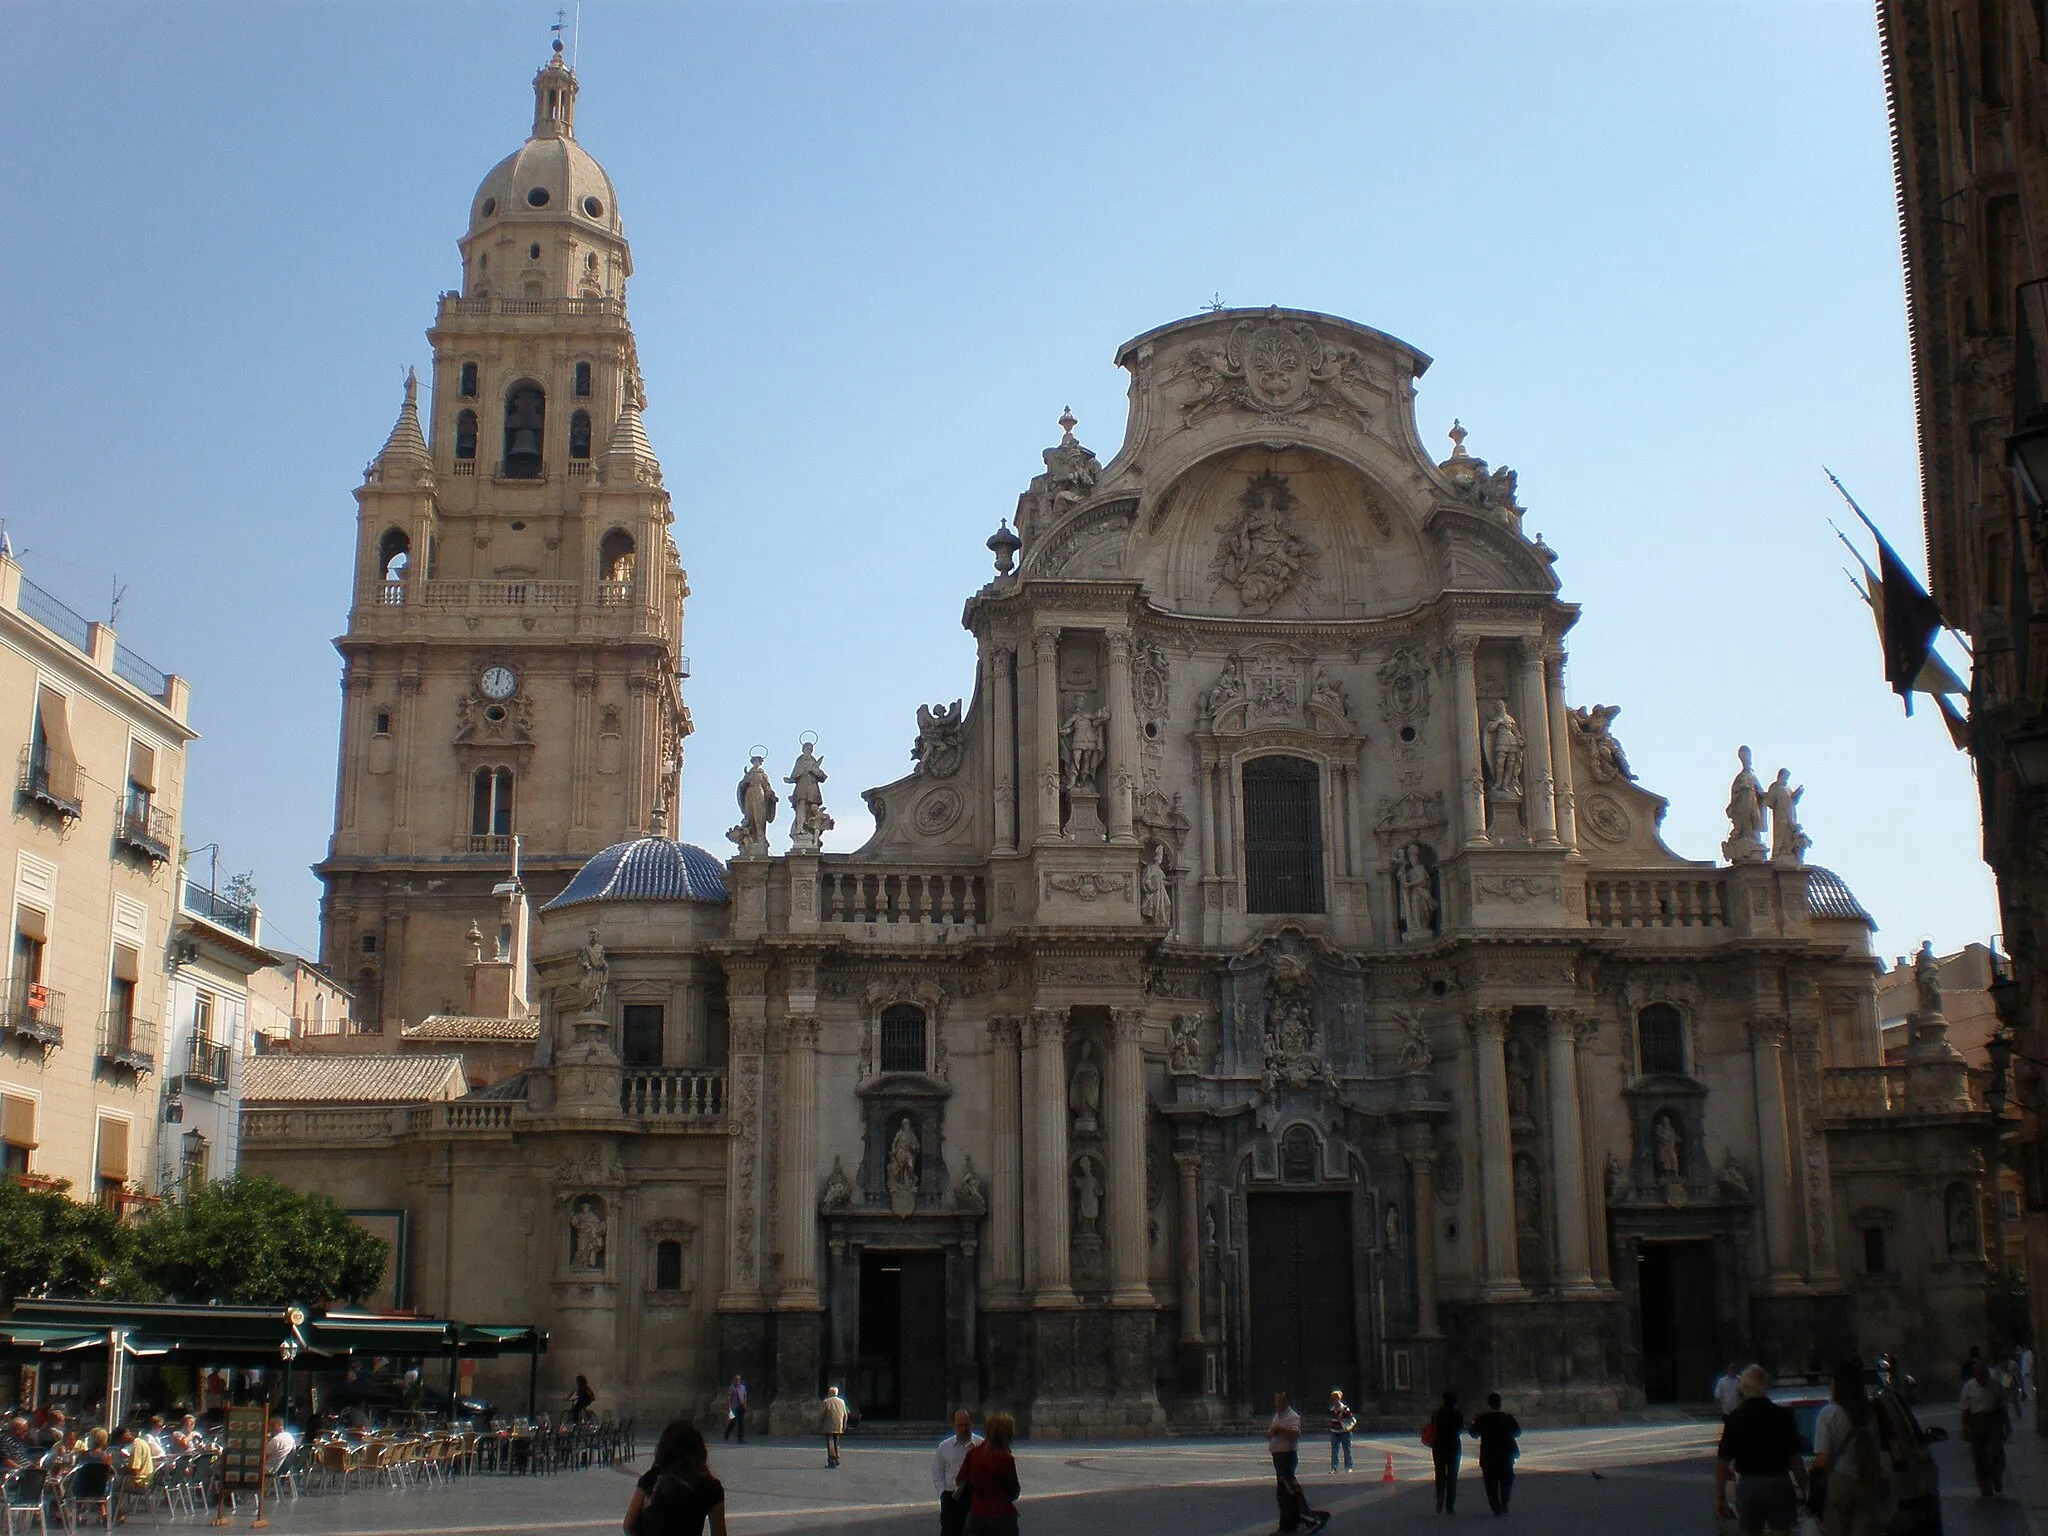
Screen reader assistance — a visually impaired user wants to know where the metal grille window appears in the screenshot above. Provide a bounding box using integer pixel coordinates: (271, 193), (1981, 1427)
(880, 1005), (928, 1074)
(1637, 1005), (1686, 1075)
(622, 1005), (663, 1067)
(1243, 756), (1325, 914)
(654, 1239), (683, 1291)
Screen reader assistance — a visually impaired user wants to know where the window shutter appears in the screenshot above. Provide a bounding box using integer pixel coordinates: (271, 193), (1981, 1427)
(127, 739), (157, 792)
(1, 1093), (35, 1149)
(96, 1117), (129, 1182)
(35, 691), (80, 800)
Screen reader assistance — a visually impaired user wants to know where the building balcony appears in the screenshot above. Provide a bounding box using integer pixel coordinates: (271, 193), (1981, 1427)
(493, 460), (547, 483)
(96, 1012), (158, 1074)
(16, 747), (80, 822)
(117, 803), (174, 864)
(434, 293), (628, 323)
(1585, 873), (1731, 930)
(817, 863), (988, 930)
(451, 458), (478, 476)
(467, 833), (514, 855)
(1, 977), (63, 1047)
(183, 1036), (231, 1087)
(180, 879), (258, 941)
(377, 578), (406, 605)
(422, 579), (579, 610)
(621, 1069), (725, 1118)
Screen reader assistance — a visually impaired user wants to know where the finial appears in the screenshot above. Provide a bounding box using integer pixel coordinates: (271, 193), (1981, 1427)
(552, 9), (566, 53)
(403, 366), (418, 408)
(650, 794), (668, 837)
(1058, 406), (1078, 444)
(987, 518), (1021, 576)
(1448, 420), (1469, 458)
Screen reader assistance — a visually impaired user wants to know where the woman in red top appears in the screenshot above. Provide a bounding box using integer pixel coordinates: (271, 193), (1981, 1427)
(954, 1411), (1020, 1536)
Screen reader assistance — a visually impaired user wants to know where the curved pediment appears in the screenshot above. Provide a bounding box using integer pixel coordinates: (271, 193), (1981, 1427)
(1428, 507), (1561, 595)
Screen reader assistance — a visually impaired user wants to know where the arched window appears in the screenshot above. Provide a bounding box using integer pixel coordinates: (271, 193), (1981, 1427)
(654, 1239), (683, 1291)
(377, 528), (410, 582)
(1637, 1004), (1686, 1076)
(454, 409), (478, 462)
(600, 528), (637, 588)
(574, 361), (592, 397)
(458, 362), (478, 399)
(471, 767), (514, 839)
(569, 409), (592, 460)
(879, 1004), (928, 1074)
(1280, 1125), (1319, 1183)
(502, 382), (546, 478)
(1243, 755), (1324, 914)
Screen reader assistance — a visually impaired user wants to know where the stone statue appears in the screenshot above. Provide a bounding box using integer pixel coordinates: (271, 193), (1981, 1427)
(1210, 472), (1320, 615)
(1169, 1013), (1203, 1075)
(1060, 704), (1110, 788)
(576, 929), (608, 1014)
(1482, 699), (1525, 798)
(912, 700), (966, 778)
(1395, 1008), (1433, 1072)
(1718, 1154), (1751, 1201)
(1512, 1158), (1540, 1233)
(887, 1118), (921, 1215)
(468, 921), (485, 965)
(1721, 746), (1768, 864)
(1397, 842), (1438, 942)
(1383, 1201), (1403, 1255)
(951, 1155), (987, 1213)
(1072, 1156), (1103, 1234)
(568, 1197), (606, 1270)
(820, 1156), (852, 1210)
(1914, 940), (1945, 1019)
(1571, 704), (1634, 782)
(1201, 657), (1245, 722)
(1068, 1041), (1102, 1134)
(1947, 1185), (1978, 1257)
(727, 753), (778, 856)
(785, 740), (834, 853)
(1604, 1152), (1630, 1203)
(1139, 842), (1171, 926)
(1762, 768), (1809, 865)
(1505, 1038), (1533, 1119)
(1653, 1112), (1685, 1182)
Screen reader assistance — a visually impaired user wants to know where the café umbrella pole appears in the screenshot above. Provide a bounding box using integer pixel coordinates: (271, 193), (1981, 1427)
(528, 1333), (539, 1419)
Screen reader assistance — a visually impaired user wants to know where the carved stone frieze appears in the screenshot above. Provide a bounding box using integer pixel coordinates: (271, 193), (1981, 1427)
(1176, 311), (1377, 432)
(1043, 872), (1134, 904)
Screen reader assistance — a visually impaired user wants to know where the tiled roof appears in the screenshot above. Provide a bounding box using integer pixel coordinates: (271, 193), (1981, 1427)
(542, 838), (728, 909)
(240, 1054), (468, 1105)
(1805, 866), (1874, 925)
(404, 1015), (540, 1042)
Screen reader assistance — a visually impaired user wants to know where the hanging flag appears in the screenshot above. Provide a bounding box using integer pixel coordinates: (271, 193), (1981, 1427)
(1825, 469), (1948, 715)
(1842, 561), (1969, 748)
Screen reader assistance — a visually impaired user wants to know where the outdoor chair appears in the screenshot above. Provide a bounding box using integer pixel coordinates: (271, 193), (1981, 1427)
(313, 1441), (352, 1493)
(186, 1450), (221, 1519)
(268, 1442), (309, 1502)
(64, 1463), (116, 1532)
(0, 1466), (49, 1536)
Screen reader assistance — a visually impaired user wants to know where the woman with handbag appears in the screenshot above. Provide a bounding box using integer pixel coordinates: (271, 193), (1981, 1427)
(1424, 1389), (1464, 1514)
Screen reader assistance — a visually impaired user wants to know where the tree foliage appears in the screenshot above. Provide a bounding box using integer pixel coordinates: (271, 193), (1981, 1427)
(127, 1175), (388, 1305)
(0, 1177), (129, 1305)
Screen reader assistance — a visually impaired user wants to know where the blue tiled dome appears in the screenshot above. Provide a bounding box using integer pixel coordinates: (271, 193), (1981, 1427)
(1805, 866), (1872, 925)
(543, 838), (728, 909)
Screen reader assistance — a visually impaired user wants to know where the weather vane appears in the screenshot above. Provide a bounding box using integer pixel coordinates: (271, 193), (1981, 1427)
(1202, 292), (1227, 313)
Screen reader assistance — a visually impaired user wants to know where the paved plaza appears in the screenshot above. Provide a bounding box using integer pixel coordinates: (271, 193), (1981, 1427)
(203, 1407), (2039, 1536)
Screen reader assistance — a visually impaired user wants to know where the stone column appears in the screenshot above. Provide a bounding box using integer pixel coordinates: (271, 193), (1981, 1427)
(1448, 638), (1488, 846)
(720, 970), (770, 1306)
(1032, 629), (1063, 843)
(339, 668), (372, 835)
(1544, 648), (1578, 849)
(1405, 1149), (1441, 1337)
(1029, 1007), (1075, 1302)
(1471, 1009), (1521, 1294)
(1750, 1016), (1802, 1283)
(1517, 642), (1558, 846)
(1108, 1007), (1150, 1304)
(990, 646), (1018, 853)
(989, 1016), (1025, 1302)
(779, 1014), (820, 1306)
(1545, 1010), (1595, 1289)
(570, 671), (597, 840)
(391, 671), (421, 850)
(1175, 1153), (1203, 1342)
(1104, 633), (1139, 844)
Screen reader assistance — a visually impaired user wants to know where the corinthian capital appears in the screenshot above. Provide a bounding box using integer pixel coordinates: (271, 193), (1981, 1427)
(1467, 1006), (1512, 1040)
(986, 1014), (1022, 1047)
(1108, 1006), (1145, 1044)
(1748, 1014), (1789, 1050)
(1032, 628), (1061, 663)
(1030, 1006), (1068, 1044)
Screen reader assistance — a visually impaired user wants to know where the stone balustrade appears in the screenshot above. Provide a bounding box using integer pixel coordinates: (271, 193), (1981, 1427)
(1586, 874), (1731, 929)
(818, 865), (986, 927)
(243, 1101), (520, 1144)
(620, 1069), (724, 1118)
(409, 1101), (517, 1133)
(1821, 1065), (1909, 1117)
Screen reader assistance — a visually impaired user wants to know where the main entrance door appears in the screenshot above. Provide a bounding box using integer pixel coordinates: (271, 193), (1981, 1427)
(855, 1250), (947, 1420)
(1638, 1240), (1719, 1403)
(1248, 1193), (1358, 1408)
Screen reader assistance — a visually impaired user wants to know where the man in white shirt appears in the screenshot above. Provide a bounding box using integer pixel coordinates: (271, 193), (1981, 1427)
(265, 1417), (296, 1474)
(1267, 1392), (1304, 1479)
(1714, 1363), (1745, 1419)
(932, 1409), (980, 1536)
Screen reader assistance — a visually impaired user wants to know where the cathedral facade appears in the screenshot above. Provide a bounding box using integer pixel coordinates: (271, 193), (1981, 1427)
(248, 53), (2003, 1431)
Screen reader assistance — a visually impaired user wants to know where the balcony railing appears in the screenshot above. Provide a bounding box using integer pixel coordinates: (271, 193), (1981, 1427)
(184, 1036), (231, 1087)
(407, 1102), (515, 1133)
(451, 459), (478, 476)
(422, 580), (578, 609)
(567, 460), (591, 477)
(620, 1069), (725, 1118)
(819, 865), (987, 927)
(1586, 874), (1731, 930)
(1, 977), (62, 1047)
(17, 578), (93, 650)
(113, 643), (168, 699)
(467, 833), (514, 854)
(180, 879), (256, 939)
(595, 580), (631, 607)
(17, 747), (80, 821)
(377, 578), (405, 606)
(437, 294), (627, 322)
(96, 1013), (158, 1073)
(493, 460), (548, 482)
(117, 803), (173, 864)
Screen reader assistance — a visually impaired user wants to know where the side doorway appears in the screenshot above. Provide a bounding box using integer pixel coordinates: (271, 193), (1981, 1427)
(1637, 1240), (1719, 1403)
(1247, 1192), (1358, 1410)
(855, 1250), (948, 1421)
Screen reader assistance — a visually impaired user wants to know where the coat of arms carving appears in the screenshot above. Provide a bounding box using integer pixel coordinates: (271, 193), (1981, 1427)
(1179, 311), (1378, 431)
(1211, 473), (1320, 615)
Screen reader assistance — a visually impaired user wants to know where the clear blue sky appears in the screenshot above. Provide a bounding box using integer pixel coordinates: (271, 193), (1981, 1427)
(1, 1), (1992, 968)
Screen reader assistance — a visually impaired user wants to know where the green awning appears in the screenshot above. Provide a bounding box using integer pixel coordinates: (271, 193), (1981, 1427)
(455, 1324), (548, 1357)
(304, 1311), (457, 1358)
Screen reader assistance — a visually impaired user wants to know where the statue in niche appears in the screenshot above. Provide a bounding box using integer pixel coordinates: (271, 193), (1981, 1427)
(568, 1196), (606, 1271)
(1211, 472), (1320, 615)
(1169, 1013), (1204, 1075)
(1718, 1154), (1751, 1202)
(1139, 842), (1172, 926)
(912, 700), (966, 779)
(1069, 1041), (1102, 1134)
(1384, 1201), (1403, 1254)
(820, 1157), (852, 1211)
(1652, 1111), (1686, 1183)
(1604, 1152), (1631, 1204)
(1505, 1038), (1533, 1120)
(1482, 699), (1525, 797)
(1721, 746), (1768, 864)
(1261, 952), (1323, 1089)
(576, 929), (608, 1014)
(1946, 1185), (1978, 1257)
(1072, 1156), (1103, 1234)
(1914, 940), (1945, 1019)
(1572, 704), (1634, 782)
(887, 1118), (921, 1216)
(1060, 704), (1110, 789)
(1309, 667), (1349, 719)
(1201, 657), (1245, 722)
(1512, 1157), (1541, 1234)
(952, 1156), (986, 1213)
(785, 739), (834, 853)
(727, 753), (778, 855)
(1763, 768), (1809, 864)
(1397, 843), (1438, 942)
(1394, 1008), (1433, 1072)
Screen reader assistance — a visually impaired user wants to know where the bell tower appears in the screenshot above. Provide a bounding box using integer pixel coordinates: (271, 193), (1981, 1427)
(318, 44), (689, 1030)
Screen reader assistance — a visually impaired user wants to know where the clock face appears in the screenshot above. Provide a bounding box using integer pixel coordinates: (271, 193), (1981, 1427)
(479, 665), (518, 701)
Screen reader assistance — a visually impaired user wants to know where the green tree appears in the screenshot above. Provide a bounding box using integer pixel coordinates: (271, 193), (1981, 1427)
(129, 1175), (387, 1305)
(0, 1176), (130, 1304)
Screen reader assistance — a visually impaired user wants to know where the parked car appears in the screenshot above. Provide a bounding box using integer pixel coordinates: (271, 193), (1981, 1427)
(1717, 1374), (1945, 1536)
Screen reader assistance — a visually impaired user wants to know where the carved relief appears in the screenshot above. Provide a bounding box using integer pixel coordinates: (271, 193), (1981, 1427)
(1476, 875), (1559, 905)
(1580, 793), (1634, 845)
(1043, 872), (1132, 904)
(1377, 647), (1432, 727)
(1177, 312), (1377, 431)
(1571, 704), (1634, 782)
(912, 786), (965, 836)
(1210, 473), (1321, 614)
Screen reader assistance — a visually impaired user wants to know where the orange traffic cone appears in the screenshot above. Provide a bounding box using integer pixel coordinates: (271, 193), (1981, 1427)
(1381, 1452), (1396, 1487)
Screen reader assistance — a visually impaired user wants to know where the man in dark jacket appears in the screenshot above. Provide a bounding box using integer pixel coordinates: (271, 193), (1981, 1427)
(1467, 1393), (1521, 1515)
(1714, 1366), (1807, 1534)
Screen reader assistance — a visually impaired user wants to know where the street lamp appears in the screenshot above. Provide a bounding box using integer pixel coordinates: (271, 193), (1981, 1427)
(2004, 725), (2048, 791)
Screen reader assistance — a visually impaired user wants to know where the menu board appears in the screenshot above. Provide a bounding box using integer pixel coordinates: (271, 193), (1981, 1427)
(222, 1404), (267, 1490)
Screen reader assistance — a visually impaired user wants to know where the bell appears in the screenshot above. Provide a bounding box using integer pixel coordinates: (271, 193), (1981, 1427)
(508, 427), (541, 460)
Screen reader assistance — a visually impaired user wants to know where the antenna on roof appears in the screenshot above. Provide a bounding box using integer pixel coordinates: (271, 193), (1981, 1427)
(572, 0), (583, 68)
(108, 576), (126, 628)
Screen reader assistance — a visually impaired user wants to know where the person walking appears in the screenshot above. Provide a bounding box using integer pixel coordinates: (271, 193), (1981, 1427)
(933, 1410), (981, 1536)
(954, 1411), (1019, 1536)
(1961, 1360), (2009, 1497)
(1426, 1389), (1464, 1514)
(571, 1374), (596, 1425)
(1811, 1359), (1881, 1536)
(822, 1386), (848, 1469)
(626, 1418), (727, 1536)
(1468, 1392), (1521, 1516)
(1327, 1390), (1356, 1473)
(1267, 1392), (1303, 1479)
(1714, 1362), (1745, 1419)
(723, 1376), (748, 1444)
(1714, 1365), (1807, 1534)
